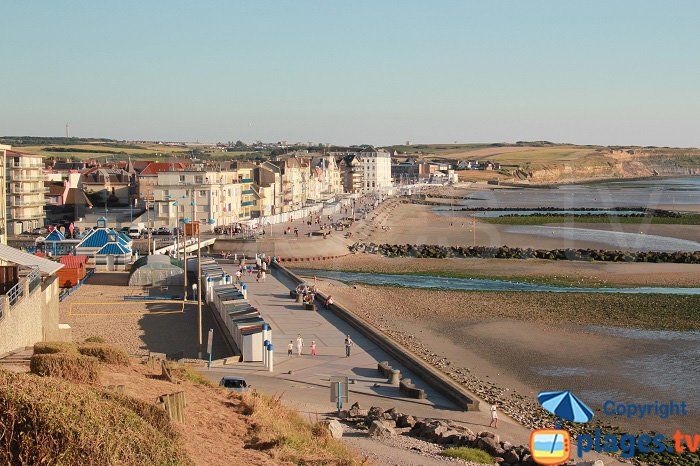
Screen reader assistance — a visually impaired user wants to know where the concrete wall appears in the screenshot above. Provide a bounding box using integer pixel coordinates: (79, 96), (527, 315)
(0, 274), (70, 356)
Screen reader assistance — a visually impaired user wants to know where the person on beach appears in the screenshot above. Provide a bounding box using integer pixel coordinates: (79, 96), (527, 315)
(344, 335), (353, 357)
(489, 404), (499, 428)
(296, 334), (304, 356)
(310, 341), (317, 356)
(287, 341), (293, 357)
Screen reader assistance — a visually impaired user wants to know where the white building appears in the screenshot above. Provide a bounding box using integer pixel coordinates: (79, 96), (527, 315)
(152, 170), (242, 232)
(359, 147), (392, 193)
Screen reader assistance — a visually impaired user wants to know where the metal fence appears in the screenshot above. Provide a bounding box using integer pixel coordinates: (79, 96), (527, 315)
(0, 266), (41, 320)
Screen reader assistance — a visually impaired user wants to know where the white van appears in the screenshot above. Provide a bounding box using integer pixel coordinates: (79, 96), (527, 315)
(128, 226), (143, 239)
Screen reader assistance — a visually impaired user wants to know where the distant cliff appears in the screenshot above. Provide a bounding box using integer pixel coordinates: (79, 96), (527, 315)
(524, 149), (700, 183)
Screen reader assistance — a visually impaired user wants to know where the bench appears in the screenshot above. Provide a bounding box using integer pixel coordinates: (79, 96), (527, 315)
(400, 378), (426, 399)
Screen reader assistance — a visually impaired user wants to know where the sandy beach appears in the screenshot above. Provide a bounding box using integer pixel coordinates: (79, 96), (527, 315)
(304, 278), (700, 436)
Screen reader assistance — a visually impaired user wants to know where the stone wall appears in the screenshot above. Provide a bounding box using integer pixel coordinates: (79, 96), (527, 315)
(0, 275), (70, 357)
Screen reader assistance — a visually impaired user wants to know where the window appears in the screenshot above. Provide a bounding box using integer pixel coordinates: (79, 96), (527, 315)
(199, 190), (206, 197)
(195, 176), (204, 183)
(179, 175), (185, 182)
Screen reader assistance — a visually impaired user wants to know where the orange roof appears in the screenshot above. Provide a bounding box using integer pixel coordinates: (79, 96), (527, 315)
(59, 255), (89, 268)
(140, 162), (188, 175)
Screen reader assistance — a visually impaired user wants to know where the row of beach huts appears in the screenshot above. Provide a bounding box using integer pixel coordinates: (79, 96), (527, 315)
(199, 258), (270, 362)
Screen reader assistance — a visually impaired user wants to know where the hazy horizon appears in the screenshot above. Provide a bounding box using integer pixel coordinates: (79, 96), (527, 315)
(3, 1), (700, 147)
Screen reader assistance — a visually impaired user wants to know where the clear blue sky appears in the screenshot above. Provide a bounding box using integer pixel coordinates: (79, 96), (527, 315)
(2, 0), (699, 147)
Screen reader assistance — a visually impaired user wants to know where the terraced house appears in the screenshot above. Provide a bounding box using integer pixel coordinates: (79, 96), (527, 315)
(6, 150), (46, 236)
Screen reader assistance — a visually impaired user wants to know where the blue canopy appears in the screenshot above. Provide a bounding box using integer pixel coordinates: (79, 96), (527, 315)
(537, 390), (594, 423)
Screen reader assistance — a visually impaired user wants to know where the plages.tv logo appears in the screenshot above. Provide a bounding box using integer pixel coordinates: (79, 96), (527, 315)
(530, 390), (594, 465)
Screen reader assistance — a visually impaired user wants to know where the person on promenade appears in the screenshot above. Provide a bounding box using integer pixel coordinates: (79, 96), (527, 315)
(235, 269), (242, 284)
(324, 295), (334, 309)
(310, 341), (317, 356)
(287, 341), (293, 357)
(296, 334), (304, 356)
(344, 335), (353, 357)
(256, 269), (262, 282)
(489, 404), (499, 428)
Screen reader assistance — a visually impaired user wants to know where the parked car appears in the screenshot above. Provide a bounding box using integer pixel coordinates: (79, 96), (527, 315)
(31, 227), (48, 235)
(156, 227), (171, 235)
(128, 226), (143, 239)
(219, 376), (249, 392)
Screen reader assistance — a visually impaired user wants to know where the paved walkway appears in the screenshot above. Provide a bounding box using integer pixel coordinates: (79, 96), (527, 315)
(213, 264), (534, 441)
(199, 264), (622, 464)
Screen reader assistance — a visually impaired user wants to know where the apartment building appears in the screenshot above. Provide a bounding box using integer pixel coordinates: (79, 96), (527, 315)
(0, 145), (8, 244)
(137, 162), (187, 202)
(337, 153), (364, 194)
(6, 150), (46, 235)
(254, 162), (283, 215)
(310, 155), (343, 200)
(358, 146), (392, 193)
(270, 157), (308, 212)
(230, 163), (255, 221)
(152, 170), (241, 232)
(81, 168), (132, 206)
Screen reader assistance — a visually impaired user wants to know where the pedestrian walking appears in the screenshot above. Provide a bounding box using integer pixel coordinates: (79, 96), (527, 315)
(344, 335), (353, 357)
(235, 269), (242, 283)
(310, 341), (317, 356)
(287, 341), (293, 357)
(256, 269), (262, 282)
(489, 404), (499, 428)
(296, 334), (304, 356)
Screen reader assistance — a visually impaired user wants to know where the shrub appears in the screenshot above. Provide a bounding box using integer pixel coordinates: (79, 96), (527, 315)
(236, 391), (359, 465)
(99, 391), (178, 440)
(441, 447), (493, 463)
(83, 336), (106, 343)
(0, 370), (191, 465)
(33, 341), (77, 355)
(77, 343), (130, 366)
(30, 353), (99, 384)
(168, 363), (211, 386)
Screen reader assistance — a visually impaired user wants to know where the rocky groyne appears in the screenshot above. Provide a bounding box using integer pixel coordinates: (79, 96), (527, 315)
(349, 242), (700, 264)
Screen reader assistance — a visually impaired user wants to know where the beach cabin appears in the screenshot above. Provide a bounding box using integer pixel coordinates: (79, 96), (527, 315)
(75, 218), (133, 271)
(56, 255), (89, 288)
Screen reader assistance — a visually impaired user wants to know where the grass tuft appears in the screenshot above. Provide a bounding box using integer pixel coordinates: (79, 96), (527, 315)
(77, 343), (130, 366)
(235, 391), (361, 465)
(0, 369), (191, 465)
(32, 341), (78, 355)
(83, 336), (107, 343)
(441, 447), (493, 463)
(29, 353), (99, 384)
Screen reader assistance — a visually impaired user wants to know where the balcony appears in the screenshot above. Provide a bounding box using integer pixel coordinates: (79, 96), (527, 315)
(241, 201), (255, 207)
(239, 178), (254, 183)
(242, 189), (254, 195)
(11, 200), (46, 207)
(10, 175), (44, 182)
(11, 186), (49, 194)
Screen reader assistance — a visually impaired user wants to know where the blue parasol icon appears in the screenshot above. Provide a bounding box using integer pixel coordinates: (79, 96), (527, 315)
(537, 390), (594, 423)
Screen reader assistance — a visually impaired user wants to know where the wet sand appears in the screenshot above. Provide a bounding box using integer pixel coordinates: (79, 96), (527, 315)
(300, 254), (700, 288)
(309, 279), (700, 436)
(360, 201), (700, 253)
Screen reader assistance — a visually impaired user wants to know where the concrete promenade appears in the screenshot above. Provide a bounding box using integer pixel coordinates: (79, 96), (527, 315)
(209, 263), (532, 443)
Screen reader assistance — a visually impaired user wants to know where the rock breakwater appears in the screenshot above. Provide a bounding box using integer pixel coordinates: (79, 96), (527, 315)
(349, 242), (700, 263)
